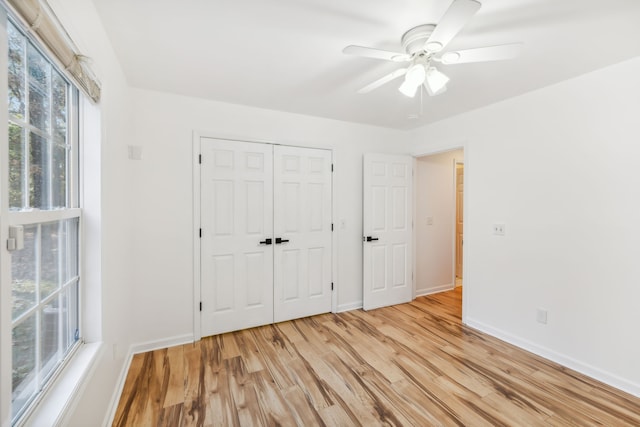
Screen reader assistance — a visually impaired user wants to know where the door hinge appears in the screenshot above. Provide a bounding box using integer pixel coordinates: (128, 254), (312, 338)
(199, 228), (202, 238)
(331, 223), (334, 231)
(331, 163), (334, 172)
(331, 282), (334, 291)
(199, 154), (202, 164)
(199, 302), (202, 311)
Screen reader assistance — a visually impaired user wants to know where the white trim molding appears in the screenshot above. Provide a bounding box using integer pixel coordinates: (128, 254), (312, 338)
(416, 284), (455, 298)
(22, 342), (103, 427)
(466, 318), (640, 398)
(336, 301), (363, 313)
(104, 334), (194, 426)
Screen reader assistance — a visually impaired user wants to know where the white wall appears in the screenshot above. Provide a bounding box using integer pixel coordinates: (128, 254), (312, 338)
(23, 2), (640, 424)
(32, 2), (413, 421)
(127, 88), (412, 345)
(415, 149), (463, 295)
(46, 1), (136, 425)
(409, 56), (640, 396)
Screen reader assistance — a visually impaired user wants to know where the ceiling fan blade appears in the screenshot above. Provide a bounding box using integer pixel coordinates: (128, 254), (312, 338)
(424, 0), (481, 53)
(343, 45), (411, 62)
(441, 43), (523, 64)
(357, 68), (408, 94)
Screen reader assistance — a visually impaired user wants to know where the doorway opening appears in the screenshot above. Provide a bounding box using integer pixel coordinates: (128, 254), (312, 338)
(414, 148), (464, 314)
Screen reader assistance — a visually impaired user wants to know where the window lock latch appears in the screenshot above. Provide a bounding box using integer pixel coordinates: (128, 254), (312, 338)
(7, 225), (24, 252)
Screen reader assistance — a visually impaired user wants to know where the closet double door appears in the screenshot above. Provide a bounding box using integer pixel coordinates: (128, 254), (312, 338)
(200, 138), (332, 337)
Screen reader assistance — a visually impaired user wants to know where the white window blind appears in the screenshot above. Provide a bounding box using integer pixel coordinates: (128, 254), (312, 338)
(3, 0), (101, 103)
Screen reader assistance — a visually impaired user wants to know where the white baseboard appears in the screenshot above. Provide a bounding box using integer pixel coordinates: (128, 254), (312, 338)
(130, 333), (194, 355)
(102, 351), (134, 427)
(466, 317), (640, 398)
(102, 334), (194, 426)
(336, 301), (363, 313)
(415, 283), (454, 297)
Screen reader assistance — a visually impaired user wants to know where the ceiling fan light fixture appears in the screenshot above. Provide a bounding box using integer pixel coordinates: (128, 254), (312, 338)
(398, 63), (426, 97)
(405, 63), (426, 86)
(398, 79), (420, 97)
(441, 51), (461, 64)
(424, 67), (450, 95)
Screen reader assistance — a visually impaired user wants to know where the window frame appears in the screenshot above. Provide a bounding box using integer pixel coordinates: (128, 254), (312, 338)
(1, 10), (84, 426)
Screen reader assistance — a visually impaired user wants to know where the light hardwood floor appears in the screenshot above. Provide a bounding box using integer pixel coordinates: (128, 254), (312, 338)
(113, 288), (640, 426)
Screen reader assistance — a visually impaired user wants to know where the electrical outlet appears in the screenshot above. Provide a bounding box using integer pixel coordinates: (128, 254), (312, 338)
(492, 223), (506, 236)
(427, 216), (434, 226)
(536, 309), (548, 324)
(127, 145), (143, 160)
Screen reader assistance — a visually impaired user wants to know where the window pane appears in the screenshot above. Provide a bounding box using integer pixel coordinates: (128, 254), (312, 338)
(9, 123), (25, 209)
(61, 286), (70, 352)
(65, 281), (80, 351)
(27, 44), (50, 132)
(41, 298), (61, 382)
(11, 225), (38, 320)
(52, 72), (68, 208)
(29, 132), (50, 209)
(8, 23), (25, 119)
(52, 71), (67, 141)
(8, 20), (81, 424)
(41, 222), (60, 300)
(62, 218), (79, 283)
(12, 315), (37, 419)
(51, 143), (67, 208)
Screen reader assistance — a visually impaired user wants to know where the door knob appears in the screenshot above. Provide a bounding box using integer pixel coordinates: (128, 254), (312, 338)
(275, 237), (290, 244)
(365, 236), (379, 242)
(259, 238), (272, 245)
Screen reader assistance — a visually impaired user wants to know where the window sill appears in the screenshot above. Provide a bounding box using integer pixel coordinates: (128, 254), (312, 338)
(19, 342), (103, 427)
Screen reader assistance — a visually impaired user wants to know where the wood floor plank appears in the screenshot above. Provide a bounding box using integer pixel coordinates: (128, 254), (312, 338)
(113, 287), (640, 427)
(162, 345), (184, 408)
(112, 353), (145, 426)
(249, 325), (297, 390)
(226, 356), (266, 427)
(318, 404), (359, 426)
(251, 369), (298, 425)
(182, 341), (205, 427)
(233, 329), (267, 373)
(282, 385), (326, 426)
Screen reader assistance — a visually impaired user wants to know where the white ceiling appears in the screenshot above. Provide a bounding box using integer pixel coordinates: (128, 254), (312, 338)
(91, 0), (640, 130)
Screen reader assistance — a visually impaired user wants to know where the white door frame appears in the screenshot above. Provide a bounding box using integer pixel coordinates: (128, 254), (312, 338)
(192, 132), (337, 341)
(453, 159), (464, 284)
(412, 142), (470, 325)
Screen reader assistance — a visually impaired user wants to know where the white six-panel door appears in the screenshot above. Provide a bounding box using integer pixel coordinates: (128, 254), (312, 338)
(273, 146), (332, 322)
(363, 153), (413, 310)
(200, 138), (332, 336)
(200, 139), (274, 336)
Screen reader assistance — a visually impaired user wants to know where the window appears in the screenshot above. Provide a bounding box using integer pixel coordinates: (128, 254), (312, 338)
(5, 18), (81, 424)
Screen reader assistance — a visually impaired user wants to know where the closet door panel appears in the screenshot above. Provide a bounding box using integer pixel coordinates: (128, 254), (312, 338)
(200, 138), (274, 336)
(273, 146), (332, 322)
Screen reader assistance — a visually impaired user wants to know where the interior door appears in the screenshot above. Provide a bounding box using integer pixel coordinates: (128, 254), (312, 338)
(273, 146), (332, 322)
(200, 138), (274, 336)
(362, 153), (413, 310)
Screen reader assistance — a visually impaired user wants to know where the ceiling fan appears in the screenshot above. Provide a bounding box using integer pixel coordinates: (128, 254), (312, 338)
(343, 0), (522, 98)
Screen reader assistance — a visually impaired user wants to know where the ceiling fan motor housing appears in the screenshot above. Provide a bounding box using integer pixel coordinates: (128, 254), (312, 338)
(401, 24), (436, 55)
